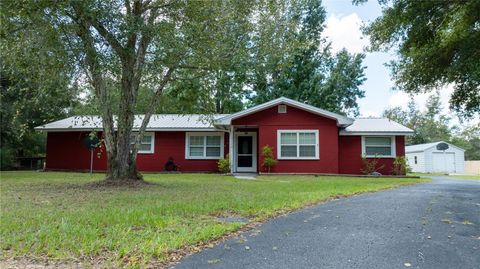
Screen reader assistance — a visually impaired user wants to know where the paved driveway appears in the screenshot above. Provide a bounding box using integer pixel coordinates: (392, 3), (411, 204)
(171, 177), (480, 269)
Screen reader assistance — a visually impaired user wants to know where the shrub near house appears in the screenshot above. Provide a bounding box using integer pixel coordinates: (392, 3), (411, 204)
(36, 97), (413, 175)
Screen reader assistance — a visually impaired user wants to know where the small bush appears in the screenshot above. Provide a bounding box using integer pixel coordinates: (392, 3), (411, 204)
(0, 147), (15, 170)
(392, 156), (409, 175)
(217, 154), (230, 173)
(361, 155), (385, 175)
(262, 145), (278, 173)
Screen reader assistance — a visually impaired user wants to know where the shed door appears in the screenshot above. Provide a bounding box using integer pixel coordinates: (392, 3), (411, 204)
(432, 152), (455, 173)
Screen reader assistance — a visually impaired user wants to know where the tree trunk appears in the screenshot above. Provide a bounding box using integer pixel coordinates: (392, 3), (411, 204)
(105, 60), (143, 181)
(73, 2), (168, 182)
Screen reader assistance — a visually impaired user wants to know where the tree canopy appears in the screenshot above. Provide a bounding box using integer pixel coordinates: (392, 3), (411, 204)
(1, 9), (78, 169)
(249, 0), (366, 116)
(382, 92), (480, 160)
(358, 0), (480, 118)
(1, 0), (368, 177)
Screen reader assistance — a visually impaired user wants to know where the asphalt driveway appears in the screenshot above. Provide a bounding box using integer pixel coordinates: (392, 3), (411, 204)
(171, 177), (480, 269)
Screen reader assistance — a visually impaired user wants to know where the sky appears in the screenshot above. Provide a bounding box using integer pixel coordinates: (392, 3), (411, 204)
(321, 0), (457, 119)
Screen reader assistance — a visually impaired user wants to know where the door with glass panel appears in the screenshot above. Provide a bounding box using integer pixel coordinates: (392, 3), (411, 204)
(235, 132), (257, 172)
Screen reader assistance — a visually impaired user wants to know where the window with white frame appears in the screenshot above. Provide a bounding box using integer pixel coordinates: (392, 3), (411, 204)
(277, 130), (319, 159)
(186, 132), (224, 159)
(362, 136), (395, 158)
(130, 132), (155, 154)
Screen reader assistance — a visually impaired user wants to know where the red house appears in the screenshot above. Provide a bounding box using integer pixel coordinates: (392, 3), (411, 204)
(35, 97), (413, 175)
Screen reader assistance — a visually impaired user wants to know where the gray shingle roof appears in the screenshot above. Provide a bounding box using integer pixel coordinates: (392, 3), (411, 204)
(34, 114), (228, 131)
(339, 118), (413, 135)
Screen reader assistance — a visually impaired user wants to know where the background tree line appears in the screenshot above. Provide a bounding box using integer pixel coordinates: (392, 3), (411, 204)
(383, 91), (480, 160)
(1, 0), (366, 173)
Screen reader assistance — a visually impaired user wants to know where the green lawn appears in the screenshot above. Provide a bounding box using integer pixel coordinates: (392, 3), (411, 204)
(448, 175), (480, 180)
(0, 171), (428, 267)
(408, 172), (447, 177)
(407, 172), (480, 181)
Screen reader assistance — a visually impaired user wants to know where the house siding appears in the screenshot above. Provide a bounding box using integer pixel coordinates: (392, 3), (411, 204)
(339, 136), (406, 175)
(44, 105), (408, 175)
(232, 105), (339, 173)
(46, 132), (108, 171)
(46, 131), (228, 172)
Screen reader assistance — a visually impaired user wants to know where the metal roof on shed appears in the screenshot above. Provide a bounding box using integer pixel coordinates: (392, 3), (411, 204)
(405, 141), (465, 153)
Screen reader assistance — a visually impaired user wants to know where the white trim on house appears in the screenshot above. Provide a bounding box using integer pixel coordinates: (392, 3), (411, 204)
(361, 136), (396, 158)
(185, 132), (224, 160)
(234, 132), (257, 172)
(132, 132), (155, 154)
(229, 126), (234, 172)
(277, 130), (319, 160)
(215, 97), (354, 127)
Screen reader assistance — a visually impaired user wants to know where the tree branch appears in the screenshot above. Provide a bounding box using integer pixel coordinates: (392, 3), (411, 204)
(132, 66), (175, 156)
(142, 0), (175, 12)
(132, 2), (160, 88)
(73, 13), (116, 158)
(72, 3), (128, 61)
(125, 0), (132, 15)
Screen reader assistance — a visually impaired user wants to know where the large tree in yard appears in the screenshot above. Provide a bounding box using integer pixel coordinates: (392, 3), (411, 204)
(2, 0), (275, 180)
(358, 0), (480, 118)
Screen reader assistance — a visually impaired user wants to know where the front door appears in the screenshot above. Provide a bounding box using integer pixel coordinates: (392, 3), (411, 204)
(235, 132), (257, 172)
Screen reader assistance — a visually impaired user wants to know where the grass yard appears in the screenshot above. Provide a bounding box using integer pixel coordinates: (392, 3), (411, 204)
(0, 171), (428, 268)
(448, 175), (480, 180)
(407, 172), (447, 177)
(407, 172), (480, 181)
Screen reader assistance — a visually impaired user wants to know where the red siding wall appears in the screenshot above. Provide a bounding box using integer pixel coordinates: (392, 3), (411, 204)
(45, 109), (406, 175)
(233, 105), (339, 173)
(46, 131), (228, 172)
(338, 136), (406, 175)
(46, 132), (108, 171)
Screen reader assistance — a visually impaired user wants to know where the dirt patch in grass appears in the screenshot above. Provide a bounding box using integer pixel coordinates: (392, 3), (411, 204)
(1, 257), (84, 269)
(215, 213), (251, 224)
(83, 179), (157, 189)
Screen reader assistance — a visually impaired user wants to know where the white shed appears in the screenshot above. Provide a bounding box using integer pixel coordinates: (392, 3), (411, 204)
(405, 141), (465, 173)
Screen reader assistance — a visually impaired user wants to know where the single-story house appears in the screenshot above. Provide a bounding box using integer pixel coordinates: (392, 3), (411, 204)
(405, 141), (465, 173)
(35, 97), (413, 175)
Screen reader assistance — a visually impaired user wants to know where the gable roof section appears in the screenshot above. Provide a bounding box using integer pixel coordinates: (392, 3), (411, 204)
(34, 114), (228, 132)
(405, 141), (465, 153)
(339, 118), (414, 135)
(214, 97), (354, 127)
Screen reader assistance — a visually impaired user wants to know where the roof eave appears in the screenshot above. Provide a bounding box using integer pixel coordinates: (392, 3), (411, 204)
(35, 127), (221, 132)
(339, 131), (414, 136)
(215, 97), (354, 127)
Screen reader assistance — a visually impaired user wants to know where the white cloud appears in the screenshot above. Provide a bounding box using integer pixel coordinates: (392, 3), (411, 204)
(387, 85), (454, 114)
(323, 13), (369, 54)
